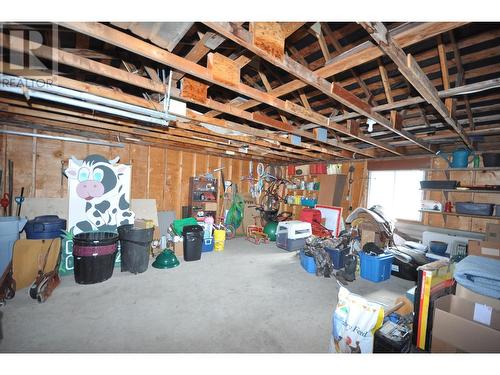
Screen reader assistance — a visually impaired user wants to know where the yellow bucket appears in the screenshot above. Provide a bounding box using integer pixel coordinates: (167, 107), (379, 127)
(214, 229), (226, 251)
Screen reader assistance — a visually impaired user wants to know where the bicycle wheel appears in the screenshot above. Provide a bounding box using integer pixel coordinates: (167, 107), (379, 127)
(225, 224), (236, 240)
(264, 165), (276, 182)
(256, 162), (265, 177)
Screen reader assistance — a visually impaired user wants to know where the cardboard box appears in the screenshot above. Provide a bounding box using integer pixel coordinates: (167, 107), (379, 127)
(431, 295), (500, 353)
(169, 239), (183, 258)
(455, 283), (500, 311)
(486, 223), (500, 243)
(360, 223), (384, 248)
(413, 260), (455, 351)
(468, 240), (500, 260)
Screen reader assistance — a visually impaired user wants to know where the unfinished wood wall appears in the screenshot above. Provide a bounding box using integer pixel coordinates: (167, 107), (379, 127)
(0, 126), (252, 219)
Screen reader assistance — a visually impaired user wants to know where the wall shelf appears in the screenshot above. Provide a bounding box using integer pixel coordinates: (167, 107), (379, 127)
(424, 167), (500, 172)
(419, 210), (500, 221)
(421, 188), (500, 194)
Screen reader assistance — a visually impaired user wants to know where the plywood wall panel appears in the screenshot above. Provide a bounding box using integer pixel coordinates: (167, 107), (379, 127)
(148, 146), (166, 211)
(165, 149), (182, 218)
(180, 151), (195, 213)
(129, 144), (149, 199)
(2, 129), (255, 222)
(35, 133), (64, 198)
(6, 130), (35, 198)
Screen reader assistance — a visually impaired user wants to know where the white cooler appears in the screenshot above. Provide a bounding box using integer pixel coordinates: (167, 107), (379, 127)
(276, 221), (312, 251)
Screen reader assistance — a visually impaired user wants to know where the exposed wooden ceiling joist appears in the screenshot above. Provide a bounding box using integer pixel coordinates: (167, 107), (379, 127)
(360, 21), (474, 150)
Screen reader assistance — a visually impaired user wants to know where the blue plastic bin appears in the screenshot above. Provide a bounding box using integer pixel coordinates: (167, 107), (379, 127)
(326, 247), (349, 269)
(202, 237), (214, 252)
(300, 250), (316, 274)
(359, 251), (394, 282)
(24, 215), (66, 239)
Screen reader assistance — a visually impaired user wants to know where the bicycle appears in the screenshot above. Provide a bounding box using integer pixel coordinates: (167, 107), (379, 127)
(214, 220), (236, 240)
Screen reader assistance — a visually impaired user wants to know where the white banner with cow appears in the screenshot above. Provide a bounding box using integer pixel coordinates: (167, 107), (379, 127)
(59, 154), (135, 274)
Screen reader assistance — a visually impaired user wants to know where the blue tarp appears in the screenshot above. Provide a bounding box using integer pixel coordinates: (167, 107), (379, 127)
(454, 255), (500, 299)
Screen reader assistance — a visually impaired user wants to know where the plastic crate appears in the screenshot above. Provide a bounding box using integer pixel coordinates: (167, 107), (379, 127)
(359, 252), (394, 282)
(325, 247), (349, 269)
(300, 250), (316, 274)
(202, 237), (214, 252)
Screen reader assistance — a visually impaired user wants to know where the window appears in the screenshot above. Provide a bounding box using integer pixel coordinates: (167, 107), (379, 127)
(367, 170), (425, 222)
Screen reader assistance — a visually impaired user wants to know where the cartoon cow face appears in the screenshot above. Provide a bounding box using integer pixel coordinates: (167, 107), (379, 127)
(65, 154), (135, 233)
(66, 155), (124, 200)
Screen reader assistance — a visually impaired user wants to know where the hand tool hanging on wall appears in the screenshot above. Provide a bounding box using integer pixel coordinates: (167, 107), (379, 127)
(346, 165), (355, 212)
(8, 160), (13, 216)
(15, 187), (25, 217)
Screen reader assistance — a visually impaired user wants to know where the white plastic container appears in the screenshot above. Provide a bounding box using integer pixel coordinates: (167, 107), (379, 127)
(276, 221), (312, 251)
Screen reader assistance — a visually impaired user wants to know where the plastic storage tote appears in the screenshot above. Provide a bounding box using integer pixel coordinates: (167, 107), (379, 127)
(24, 215), (66, 240)
(118, 224), (154, 274)
(73, 232), (119, 284)
(359, 251), (394, 282)
(182, 225), (203, 261)
(326, 247), (349, 269)
(202, 237), (214, 252)
(0, 216), (27, 279)
(300, 250), (316, 274)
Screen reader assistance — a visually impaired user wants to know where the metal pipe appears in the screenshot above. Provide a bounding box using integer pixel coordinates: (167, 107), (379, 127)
(0, 73), (177, 125)
(0, 129), (124, 148)
(0, 84), (169, 126)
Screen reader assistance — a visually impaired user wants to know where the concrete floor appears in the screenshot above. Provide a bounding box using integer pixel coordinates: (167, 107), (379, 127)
(0, 238), (414, 353)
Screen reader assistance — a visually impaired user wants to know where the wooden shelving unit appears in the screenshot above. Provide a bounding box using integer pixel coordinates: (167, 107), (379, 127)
(423, 167), (500, 172)
(422, 161), (500, 233)
(421, 188), (500, 194)
(419, 210), (500, 221)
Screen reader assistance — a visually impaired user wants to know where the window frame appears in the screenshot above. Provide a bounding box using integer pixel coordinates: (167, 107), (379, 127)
(366, 169), (425, 223)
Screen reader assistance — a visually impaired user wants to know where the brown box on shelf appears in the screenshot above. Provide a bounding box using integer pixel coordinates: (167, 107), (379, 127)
(203, 202), (218, 212)
(431, 295), (500, 353)
(467, 240), (500, 260)
(486, 223), (500, 243)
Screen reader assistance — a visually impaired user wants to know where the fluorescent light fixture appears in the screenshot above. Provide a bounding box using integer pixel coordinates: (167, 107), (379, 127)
(225, 150), (235, 155)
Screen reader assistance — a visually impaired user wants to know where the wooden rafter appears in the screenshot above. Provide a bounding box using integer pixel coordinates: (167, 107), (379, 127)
(2, 29), (350, 159)
(213, 22), (468, 115)
(56, 22), (381, 158)
(449, 30), (475, 131)
(204, 22), (429, 154)
(360, 21), (474, 150)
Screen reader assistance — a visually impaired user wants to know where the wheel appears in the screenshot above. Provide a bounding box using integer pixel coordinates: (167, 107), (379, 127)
(225, 224), (236, 240)
(256, 163), (265, 177)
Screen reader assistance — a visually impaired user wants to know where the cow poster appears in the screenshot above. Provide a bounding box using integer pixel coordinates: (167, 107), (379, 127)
(60, 154), (135, 274)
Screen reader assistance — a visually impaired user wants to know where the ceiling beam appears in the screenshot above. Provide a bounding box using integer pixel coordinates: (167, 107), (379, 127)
(204, 22), (425, 154)
(360, 21), (474, 150)
(212, 22), (468, 114)
(56, 22), (371, 158)
(1, 30), (346, 159)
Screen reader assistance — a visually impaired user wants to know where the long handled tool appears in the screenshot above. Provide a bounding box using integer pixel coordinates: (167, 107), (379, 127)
(15, 187), (25, 216)
(8, 160), (13, 216)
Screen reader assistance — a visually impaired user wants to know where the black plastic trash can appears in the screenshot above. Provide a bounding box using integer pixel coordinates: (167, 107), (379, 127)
(182, 225), (203, 261)
(118, 224), (154, 274)
(73, 232), (119, 284)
